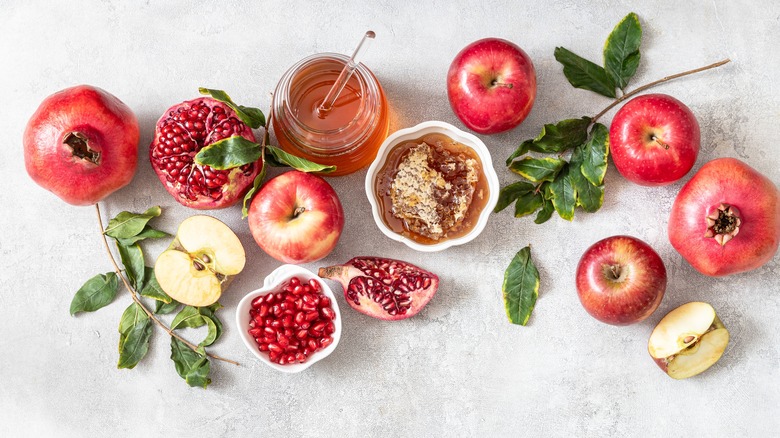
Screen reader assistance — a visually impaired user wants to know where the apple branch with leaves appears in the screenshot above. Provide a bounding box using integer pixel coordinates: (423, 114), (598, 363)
(495, 12), (730, 223)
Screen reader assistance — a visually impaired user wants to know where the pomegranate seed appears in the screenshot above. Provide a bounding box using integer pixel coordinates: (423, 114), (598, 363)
(321, 307), (336, 320)
(325, 321), (335, 334)
(258, 343), (269, 352)
(293, 285), (304, 295)
(248, 320), (256, 328)
(308, 339), (318, 350)
(289, 277), (300, 287)
(305, 311), (319, 322)
(296, 329), (309, 339)
(285, 294), (297, 303)
(299, 321), (311, 329)
(253, 315), (264, 326)
(258, 304), (269, 317)
(296, 353), (306, 363)
(278, 336), (290, 348)
(309, 278), (321, 291)
(319, 296), (331, 308)
(264, 326), (276, 337)
(303, 284), (313, 293)
(269, 352), (280, 363)
(268, 342), (283, 354)
(295, 299), (304, 309)
(311, 321), (326, 332)
(320, 336), (334, 348)
(272, 305), (281, 316)
(302, 294), (317, 305)
(294, 311), (305, 325)
(286, 353), (297, 364)
(280, 302), (290, 312)
(270, 320), (282, 329)
(283, 328), (294, 337)
(302, 303), (318, 312)
(248, 328), (262, 337)
(282, 315), (293, 328)
(278, 355), (288, 365)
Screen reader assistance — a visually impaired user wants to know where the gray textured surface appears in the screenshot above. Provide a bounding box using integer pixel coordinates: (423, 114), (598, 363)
(2, 1), (779, 436)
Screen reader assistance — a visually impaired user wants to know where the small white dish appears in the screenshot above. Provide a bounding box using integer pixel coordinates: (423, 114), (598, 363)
(365, 121), (500, 252)
(235, 264), (342, 373)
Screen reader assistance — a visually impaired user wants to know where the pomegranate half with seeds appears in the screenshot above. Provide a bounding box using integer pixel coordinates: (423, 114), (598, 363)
(150, 97), (261, 209)
(24, 85), (139, 205)
(319, 257), (439, 321)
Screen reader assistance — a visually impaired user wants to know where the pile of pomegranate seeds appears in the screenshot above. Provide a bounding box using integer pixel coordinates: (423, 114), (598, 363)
(248, 276), (336, 365)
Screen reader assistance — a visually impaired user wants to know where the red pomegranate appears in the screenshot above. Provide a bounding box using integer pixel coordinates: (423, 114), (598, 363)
(24, 85), (139, 205)
(319, 257), (439, 321)
(149, 97), (261, 209)
(669, 157), (780, 276)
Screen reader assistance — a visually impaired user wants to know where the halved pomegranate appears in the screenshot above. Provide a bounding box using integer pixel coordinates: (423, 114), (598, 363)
(149, 97), (261, 209)
(318, 257), (439, 321)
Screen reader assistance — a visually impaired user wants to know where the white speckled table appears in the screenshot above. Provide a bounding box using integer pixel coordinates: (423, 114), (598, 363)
(2, 1), (779, 436)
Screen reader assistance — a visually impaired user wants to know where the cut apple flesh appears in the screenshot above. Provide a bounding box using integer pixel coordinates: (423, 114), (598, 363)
(648, 302), (729, 379)
(154, 215), (246, 307)
(666, 327), (729, 380)
(648, 302), (716, 358)
(155, 250), (222, 307)
(176, 215), (245, 275)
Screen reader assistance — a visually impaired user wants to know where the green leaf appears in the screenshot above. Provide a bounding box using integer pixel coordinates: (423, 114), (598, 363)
(549, 164), (576, 221)
(170, 337), (211, 389)
(117, 226), (169, 246)
(509, 157), (566, 183)
(140, 267), (172, 303)
(569, 129), (606, 213)
(554, 47), (616, 98)
(265, 146), (337, 173)
(155, 299), (180, 315)
(117, 314), (152, 369)
(241, 159), (267, 219)
(194, 136), (262, 170)
(171, 306), (206, 330)
(118, 302), (148, 337)
(494, 181), (535, 213)
(502, 246), (540, 326)
(199, 316), (218, 347)
(580, 123), (610, 186)
(506, 140), (533, 166)
(198, 303), (223, 344)
(104, 207), (161, 239)
(116, 242), (145, 291)
(535, 198), (555, 224)
(70, 272), (119, 315)
(529, 117), (591, 153)
(603, 12), (642, 90)
(198, 88), (265, 129)
(514, 191), (545, 218)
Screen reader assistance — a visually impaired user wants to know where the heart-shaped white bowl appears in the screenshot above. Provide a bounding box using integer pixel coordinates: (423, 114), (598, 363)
(365, 120), (500, 252)
(235, 264), (342, 373)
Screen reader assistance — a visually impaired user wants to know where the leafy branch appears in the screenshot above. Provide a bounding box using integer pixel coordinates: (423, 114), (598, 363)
(70, 204), (238, 389)
(496, 12), (730, 223)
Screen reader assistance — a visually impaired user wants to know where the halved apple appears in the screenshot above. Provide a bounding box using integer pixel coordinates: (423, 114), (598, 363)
(154, 215), (245, 307)
(648, 302), (729, 379)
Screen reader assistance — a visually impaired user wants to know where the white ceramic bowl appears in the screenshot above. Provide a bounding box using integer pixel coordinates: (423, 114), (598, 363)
(235, 264), (342, 373)
(365, 121), (500, 252)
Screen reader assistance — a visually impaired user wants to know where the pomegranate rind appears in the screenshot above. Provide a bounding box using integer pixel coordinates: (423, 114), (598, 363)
(149, 97), (261, 210)
(319, 257), (439, 321)
(24, 85), (140, 206)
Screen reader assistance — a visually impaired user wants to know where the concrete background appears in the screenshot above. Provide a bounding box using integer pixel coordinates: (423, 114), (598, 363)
(2, 1), (779, 436)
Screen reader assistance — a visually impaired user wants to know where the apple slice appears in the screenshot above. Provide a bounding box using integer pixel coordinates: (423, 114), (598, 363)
(154, 215), (245, 307)
(648, 302), (729, 379)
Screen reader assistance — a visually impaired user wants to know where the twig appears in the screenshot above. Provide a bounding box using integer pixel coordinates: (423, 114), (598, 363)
(591, 59), (731, 124)
(95, 203), (239, 366)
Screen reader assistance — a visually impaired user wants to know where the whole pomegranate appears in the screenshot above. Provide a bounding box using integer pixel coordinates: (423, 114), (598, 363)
(669, 157), (780, 276)
(319, 257), (439, 321)
(150, 97), (261, 209)
(24, 85), (139, 205)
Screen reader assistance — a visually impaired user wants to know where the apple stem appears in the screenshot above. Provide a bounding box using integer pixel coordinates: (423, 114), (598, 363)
(491, 80), (514, 89)
(591, 58), (731, 124)
(293, 206), (306, 218)
(650, 134), (670, 150)
(94, 203), (240, 366)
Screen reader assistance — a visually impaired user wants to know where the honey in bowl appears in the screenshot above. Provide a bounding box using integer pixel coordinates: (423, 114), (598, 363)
(272, 53), (390, 176)
(374, 133), (490, 245)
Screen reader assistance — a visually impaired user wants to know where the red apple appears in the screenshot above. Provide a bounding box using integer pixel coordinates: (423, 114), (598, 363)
(248, 170), (344, 264)
(609, 94), (700, 186)
(575, 235), (667, 325)
(447, 38), (536, 134)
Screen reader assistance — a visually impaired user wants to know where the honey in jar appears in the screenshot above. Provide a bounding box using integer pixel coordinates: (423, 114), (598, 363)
(272, 53), (390, 176)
